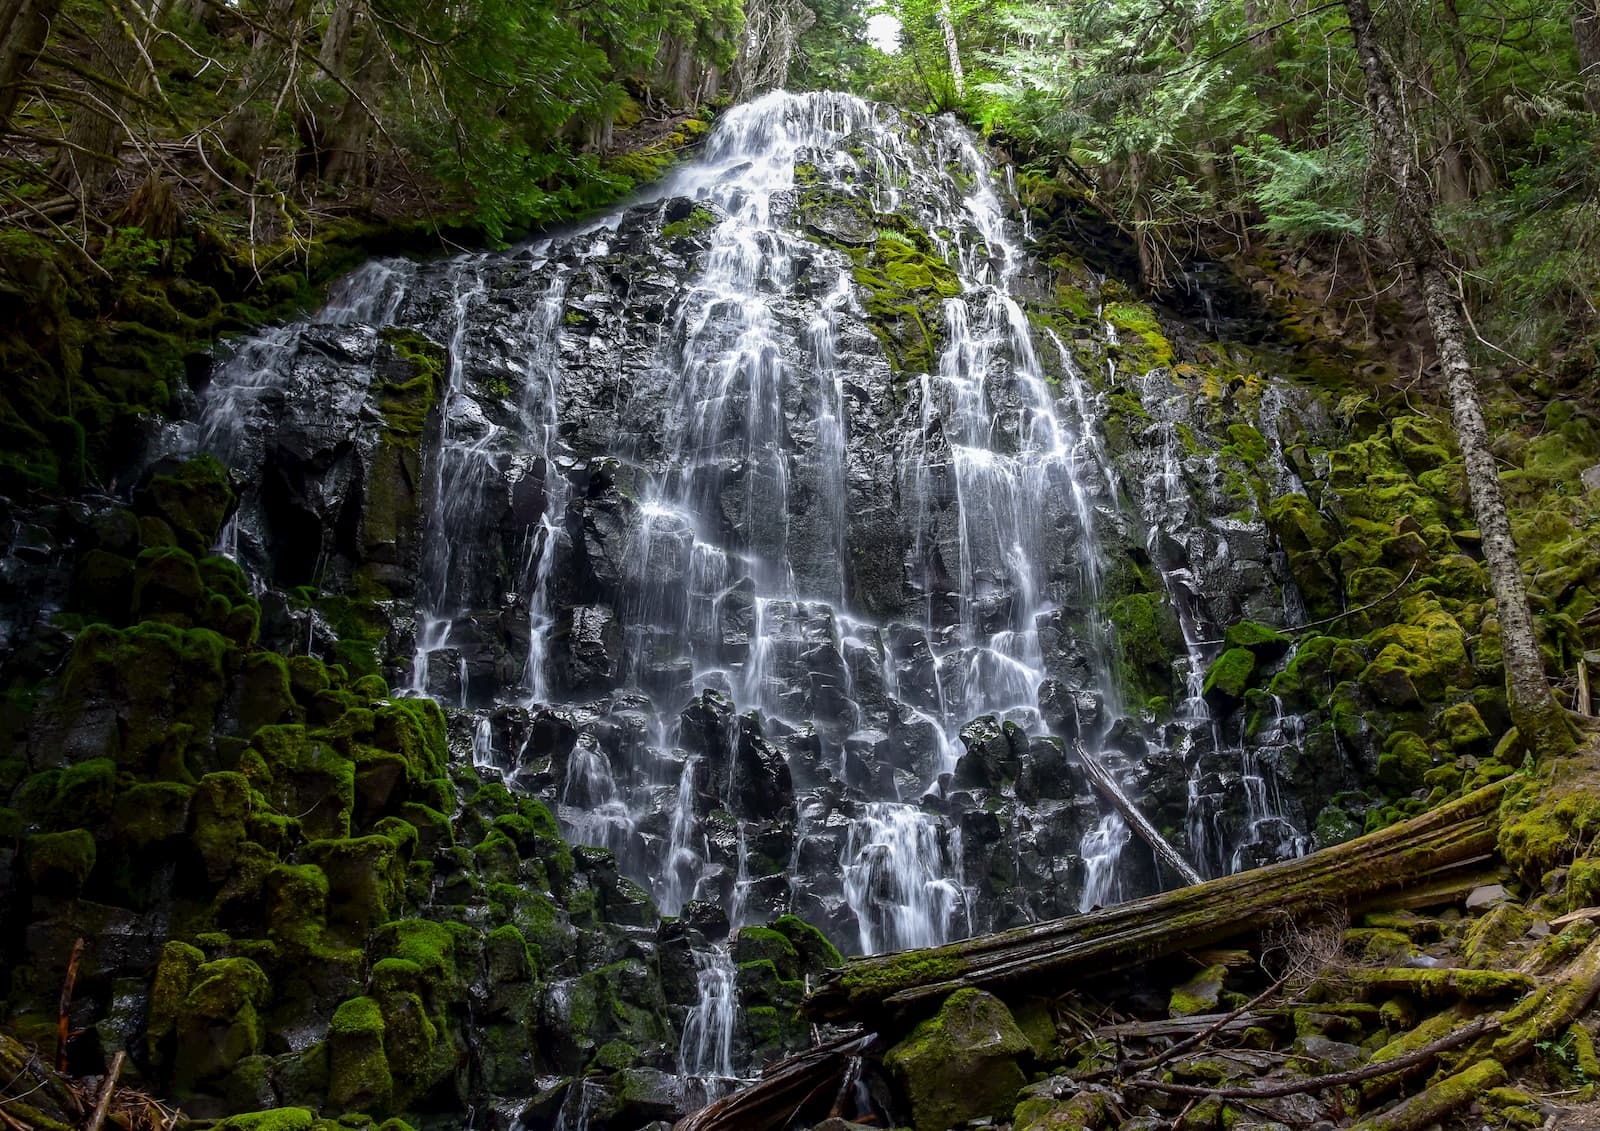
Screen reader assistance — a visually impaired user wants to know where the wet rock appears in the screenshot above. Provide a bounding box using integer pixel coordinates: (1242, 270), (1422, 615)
(556, 604), (623, 695)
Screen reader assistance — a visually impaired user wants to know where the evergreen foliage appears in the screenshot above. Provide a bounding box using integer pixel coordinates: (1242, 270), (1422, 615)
(859, 0), (1597, 374)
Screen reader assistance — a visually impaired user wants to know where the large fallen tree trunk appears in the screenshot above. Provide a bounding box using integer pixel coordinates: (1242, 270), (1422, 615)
(806, 779), (1508, 1022)
(673, 1030), (877, 1131)
(1073, 739), (1202, 886)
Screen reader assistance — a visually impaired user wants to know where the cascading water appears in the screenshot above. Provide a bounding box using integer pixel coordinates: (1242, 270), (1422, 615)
(183, 89), (1324, 1109)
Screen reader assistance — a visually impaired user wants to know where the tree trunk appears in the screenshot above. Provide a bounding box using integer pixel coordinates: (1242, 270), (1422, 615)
(317, 0), (381, 187)
(936, 0), (964, 98)
(219, 0), (309, 180)
(51, 0), (151, 195)
(731, 0), (813, 98)
(0, 0), (60, 130)
(1575, 0), (1600, 116)
(1342, 0), (1576, 760)
(805, 779), (1508, 1021)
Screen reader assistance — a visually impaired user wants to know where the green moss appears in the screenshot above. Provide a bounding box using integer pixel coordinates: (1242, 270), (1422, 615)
(174, 957), (270, 1089)
(216, 1109), (317, 1131)
(1377, 732), (1434, 792)
(883, 989), (1030, 1131)
(376, 329), (446, 446)
(771, 913), (844, 970)
(593, 1039), (639, 1070)
(1344, 966), (1534, 1002)
(1499, 753), (1600, 883)
(1202, 647), (1257, 702)
(1105, 591), (1177, 705)
(732, 926), (799, 969)
(1435, 701), (1492, 751)
(1168, 964), (1226, 1017)
(307, 836), (402, 933)
(139, 455), (236, 553)
(52, 757), (117, 825)
(265, 863), (332, 956)
(328, 996), (392, 1111)
(1224, 620), (1291, 660)
(1104, 301), (1175, 368)
(110, 780), (192, 848)
(55, 621), (229, 774)
(660, 206), (718, 241)
(835, 951), (968, 1007)
(26, 828), (96, 893)
(147, 939), (205, 1063)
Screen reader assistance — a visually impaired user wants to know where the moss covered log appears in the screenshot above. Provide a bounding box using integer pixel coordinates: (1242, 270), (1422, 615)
(806, 779), (1508, 1021)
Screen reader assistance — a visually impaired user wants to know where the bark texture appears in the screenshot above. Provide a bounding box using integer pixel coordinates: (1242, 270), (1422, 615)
(1575, 0), (1600, 116)
(0, 0), (59, 129)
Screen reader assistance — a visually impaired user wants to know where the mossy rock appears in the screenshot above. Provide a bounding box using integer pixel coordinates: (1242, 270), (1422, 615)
(174, 956), (270, 1090)
(1169, 962), (1227, 1018)
(110, 780), (192, 847)
(327, 995), (392, 1112)
(883, 988), (1030, 1131)
(26, 828), (96, 894)
(1435, 701), (1492, 751)
(1202, 647), (1257, 705)
(51, 756), (117, 825)
(1105, 592), (1178, 704)
(770, 913), (844, 972)
(1376, 732), (1434, 792)
(215, 1109), (317, 1131)
(264, 863), (332, 957)
(306, 835), (402, 934)
(136, 455), (236, 554)
(53, 621), (230, 774)
(1223, 619), (1291, 661)
(1103, 302), (1174, 368)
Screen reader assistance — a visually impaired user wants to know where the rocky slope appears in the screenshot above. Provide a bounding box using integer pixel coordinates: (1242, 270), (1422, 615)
(2, 90), (1599, 1131)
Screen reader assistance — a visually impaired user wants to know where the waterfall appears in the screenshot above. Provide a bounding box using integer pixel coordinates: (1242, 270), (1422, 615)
(180, 88), (1323, 1101)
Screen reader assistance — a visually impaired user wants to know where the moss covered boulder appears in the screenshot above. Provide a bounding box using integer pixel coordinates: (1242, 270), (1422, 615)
(884, 988), (1031, 1131)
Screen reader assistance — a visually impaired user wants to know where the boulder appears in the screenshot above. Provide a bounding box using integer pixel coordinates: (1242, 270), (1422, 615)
(883, 988), (1031, 1131)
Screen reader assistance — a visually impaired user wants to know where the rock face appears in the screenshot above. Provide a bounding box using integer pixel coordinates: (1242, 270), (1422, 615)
(176, 90), (1334, 967)
(8, 86), (1577, 1131)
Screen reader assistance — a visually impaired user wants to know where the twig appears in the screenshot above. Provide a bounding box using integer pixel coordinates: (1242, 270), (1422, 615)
(85, 1051), (126, 1131)
(1127, 1014), (1497, 1098)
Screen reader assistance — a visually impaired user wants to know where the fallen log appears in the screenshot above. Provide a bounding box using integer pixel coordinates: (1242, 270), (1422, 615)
(1349, 1058), (1507, 1131)
(672, 1030), (877, 1131)
(1487, 934), (1600, 1064)
(1073, 740), (1202, 886)
(1095, 1014), (1261, 1040)
(806, 780), (1508, 1022)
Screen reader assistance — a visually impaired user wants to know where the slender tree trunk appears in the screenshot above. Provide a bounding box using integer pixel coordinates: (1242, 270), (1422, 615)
(1575, 0), (1600, 116)
(1437, 0), (1496, 197)
(1343, 0), (1575, 759)
(937, 0), (964, 99)
(0, 0), (60, 129)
